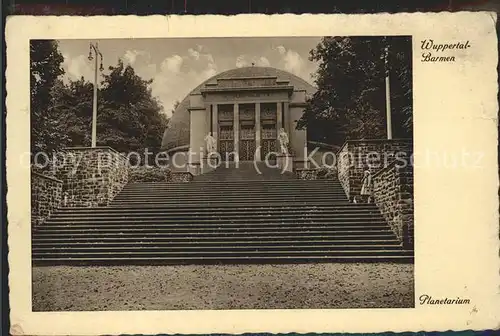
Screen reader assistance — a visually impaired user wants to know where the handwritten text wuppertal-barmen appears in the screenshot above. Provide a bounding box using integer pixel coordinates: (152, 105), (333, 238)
(421, 39), (471, 62)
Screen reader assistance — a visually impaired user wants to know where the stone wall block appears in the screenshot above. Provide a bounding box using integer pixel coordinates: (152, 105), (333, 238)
(31, 171), (63, 228)
(372, 159), (414, 248)
(49, 147), (129, 208)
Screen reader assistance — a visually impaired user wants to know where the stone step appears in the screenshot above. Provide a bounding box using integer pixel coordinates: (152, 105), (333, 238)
(119, 185), (344, 191)
(112, 195), (348, 201)
(123, 182), (343, 187)
(32, 254), (414, 266)
(32, 243), (405, 252)
(113, 195), (347, 200)
(34, 231), (396, 239)
(122, 186), (344, 192)
(32, 248), (412, 257)
(54, 204), (378, 214)
(36, 225), (391, 233)
(125, 180), (342, 184)
(123, 182), (342, 188)
(44, 216), (384, 224)
(57, 204), (376, 212)
(40, 221), (387, 229)
(109, 199), (350, 205)
(32, 235), (399, 243)
(50, 208), (381, 216)
(108, 202), (352, 208)
(116, 190), (347, 196)
(32, 239), (401, 247)
(45, 214), (384, 222)
(35, 246), (405, 253)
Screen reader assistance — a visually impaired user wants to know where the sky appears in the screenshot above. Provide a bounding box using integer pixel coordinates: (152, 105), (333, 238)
(58, 37), (322, 117)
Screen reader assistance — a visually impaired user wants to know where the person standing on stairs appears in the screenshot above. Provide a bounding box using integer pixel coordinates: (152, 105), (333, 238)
(360, 170), (373, 203)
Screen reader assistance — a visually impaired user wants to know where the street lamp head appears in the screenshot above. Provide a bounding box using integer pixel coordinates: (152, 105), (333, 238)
(99, 63), (104, 72)
(88, 51), (93, 61)
(99, 53), (104, 71)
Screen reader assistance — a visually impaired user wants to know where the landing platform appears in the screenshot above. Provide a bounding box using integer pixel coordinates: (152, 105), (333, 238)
(193, 161), (295, 181)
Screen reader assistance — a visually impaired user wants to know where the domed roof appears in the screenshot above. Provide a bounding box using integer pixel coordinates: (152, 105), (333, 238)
(161, 66), (317, 151)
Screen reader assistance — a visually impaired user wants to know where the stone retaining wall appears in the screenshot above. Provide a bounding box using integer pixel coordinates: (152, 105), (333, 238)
(337, 139), (412, 201)
(54, 147), (129, 207)
(31, 171), (62, 227)
(372, 161), (414, 248)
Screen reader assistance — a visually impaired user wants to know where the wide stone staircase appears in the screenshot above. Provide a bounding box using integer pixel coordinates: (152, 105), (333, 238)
(32, 165), (414, 265)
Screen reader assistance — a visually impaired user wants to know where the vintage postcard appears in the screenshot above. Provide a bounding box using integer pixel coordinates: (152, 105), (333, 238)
(5, 12), (499, 335)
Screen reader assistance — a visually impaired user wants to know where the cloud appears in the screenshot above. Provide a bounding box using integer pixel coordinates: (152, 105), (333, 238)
(151, 49), (218, 117)
(283, 50), (303, 74)
(187, 48), (200, 60)
(123, 50), (150, 65)
(62, 53), (93, 81)
(256, 56), (271, 67)
(235, 55), (271, 68)
(235, 55), (249, 68)
(161, 55), (184, 74)
(275, 45), (304, 76)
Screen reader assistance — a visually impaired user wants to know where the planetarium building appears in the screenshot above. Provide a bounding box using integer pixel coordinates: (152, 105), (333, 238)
(160, 66), (317, 174)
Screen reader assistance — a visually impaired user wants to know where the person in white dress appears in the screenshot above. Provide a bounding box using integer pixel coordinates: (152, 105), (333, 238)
(360, 170), (373, 203)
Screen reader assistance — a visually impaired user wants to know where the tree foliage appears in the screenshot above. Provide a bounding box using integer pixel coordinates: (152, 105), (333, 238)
(30, 40), (66, 154)
(298, 36), (413, 146)
(30, 41), (169, 159)
(97, 60), (169, 154)
(171, 100), (180, 115)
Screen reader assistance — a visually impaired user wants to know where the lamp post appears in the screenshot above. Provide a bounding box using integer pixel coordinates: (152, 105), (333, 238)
(88, 42), (104, 148)
(383, 38), (393, 140)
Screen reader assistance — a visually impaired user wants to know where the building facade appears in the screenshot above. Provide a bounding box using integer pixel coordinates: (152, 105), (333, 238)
(161, 66), (317, 174)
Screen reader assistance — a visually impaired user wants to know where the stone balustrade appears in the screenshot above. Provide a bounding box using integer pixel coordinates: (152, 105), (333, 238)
(337, 139), (412, 201)
(372, 161), (414, 248)
(53, 147), (129, 207)
(31, 171), (62, 227)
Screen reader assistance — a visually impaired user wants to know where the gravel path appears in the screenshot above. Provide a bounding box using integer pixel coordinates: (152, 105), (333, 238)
(32, 263), (414, 311)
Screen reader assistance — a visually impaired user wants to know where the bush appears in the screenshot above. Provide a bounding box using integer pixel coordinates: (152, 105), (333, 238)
(315, 166), (337, 179)
(296, 166), (337, 180)
(128, 166), (172, 182)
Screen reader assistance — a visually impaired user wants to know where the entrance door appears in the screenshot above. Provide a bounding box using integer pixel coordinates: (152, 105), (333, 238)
(259, 103), (277, 162)
(217, 105), (235, 161)
(261, 124), (277, 161)
(238, 103), (256, 161)
(219, 124), (234, 161)
(239, 124), (256, 161)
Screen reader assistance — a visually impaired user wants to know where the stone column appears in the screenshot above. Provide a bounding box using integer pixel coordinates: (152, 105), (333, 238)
(276, 102), (283, 131)
(212, 104), (218, 145)
(233, 103), (239, 162)
(255, 102), (261, 161)
(284, 101), (290, 133)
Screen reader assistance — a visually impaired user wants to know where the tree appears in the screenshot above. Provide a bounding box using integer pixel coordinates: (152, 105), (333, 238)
(30, 40), (65, 154)
(171, 100), (180, 115)
(298, 36), (413, 146)
(98, 59), (168, 155)
(48, 59), (169, 162)
(49, 77), (94, 147)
